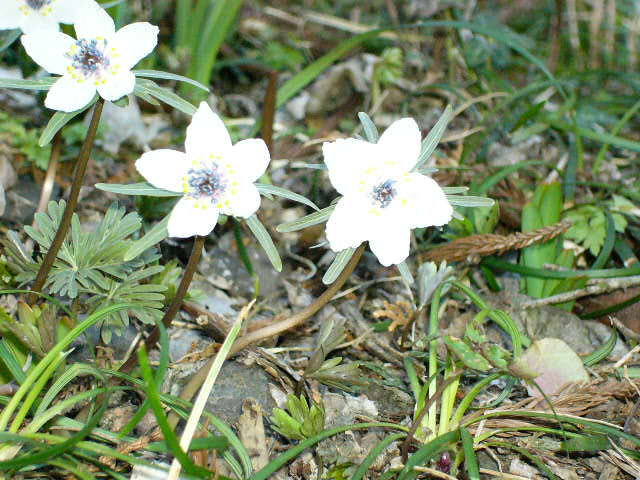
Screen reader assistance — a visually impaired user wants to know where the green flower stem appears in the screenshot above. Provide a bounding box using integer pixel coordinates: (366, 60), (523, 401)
(29, 99), (105, 302)
(400, 370), (462, 463)
(427, 282), (446, 440)
(172, 243), (366, 421)
(120, 235), (206, 374)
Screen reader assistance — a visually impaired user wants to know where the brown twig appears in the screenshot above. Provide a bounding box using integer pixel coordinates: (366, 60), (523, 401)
(34, 131), (63, 220)
(120, 235), (206, 374)
(260, 70), (278, 154)
(171, 244), (366, 427)
(29, 99), (105, 302)
(549, 0), (563, 72)
(521, 275), (640, 308)
(425, 221), (570, 264)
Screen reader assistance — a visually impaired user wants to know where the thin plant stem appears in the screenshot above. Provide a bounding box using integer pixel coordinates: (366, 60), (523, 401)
(34, 131), (63, 220)
(260, 70), (278, 153)
(170, 243), (366, 428)
(400, 370), (462, 463)
(427, 283), (445, 440)
(120, 235), (206, 373)
(29, 99), (105, 302)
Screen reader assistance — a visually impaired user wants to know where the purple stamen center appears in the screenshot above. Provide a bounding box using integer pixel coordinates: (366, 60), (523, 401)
(26, 0), (51, 10)
(187, 164), (228, 203)
(371, 179), (396, 208)
(69, 39), (110, 78)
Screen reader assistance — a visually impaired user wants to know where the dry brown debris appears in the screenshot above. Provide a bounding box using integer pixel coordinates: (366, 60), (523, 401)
(425, 221), (571, 263)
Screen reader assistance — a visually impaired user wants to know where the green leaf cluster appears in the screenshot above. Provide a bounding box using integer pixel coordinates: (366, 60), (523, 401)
(0, 111), (51, 169)
(520, 183), (577, 301)
(270, 394), (325, 442)
(6, 201), (167, 343)
(564, 195), (633, 255)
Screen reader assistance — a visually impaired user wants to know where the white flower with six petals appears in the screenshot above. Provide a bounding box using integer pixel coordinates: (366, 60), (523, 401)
(323, 118), (453, 267)
(20, 5), (158, 112)
(136, 102), (271, 238)
(0, 0), (97, 34)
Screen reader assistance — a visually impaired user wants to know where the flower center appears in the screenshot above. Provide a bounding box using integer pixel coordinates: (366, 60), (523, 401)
(371, 179), (396, 208)
(187, 164), (228, 203)
(68, 39), (110, 79)
(25, 0), (51, 10)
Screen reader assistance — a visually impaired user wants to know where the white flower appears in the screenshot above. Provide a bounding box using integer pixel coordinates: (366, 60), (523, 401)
(0, 0), (97, 34)
(323, 118), (453, 267)
(135, 102), (270, 238)
(20, 5), (158, 112)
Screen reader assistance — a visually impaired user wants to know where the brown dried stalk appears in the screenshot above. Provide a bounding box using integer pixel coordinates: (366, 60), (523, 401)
(425, 221), (571, 264)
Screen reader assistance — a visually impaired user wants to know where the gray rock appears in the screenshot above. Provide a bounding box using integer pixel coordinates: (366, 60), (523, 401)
(488, 292), (627, 356)
(203, 359), (274, 425)
(199, 232), (283, 299)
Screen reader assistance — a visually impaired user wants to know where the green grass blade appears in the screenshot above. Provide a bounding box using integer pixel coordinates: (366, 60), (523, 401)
(124, 215), (170, 262)
(547, 118), (640, 152)
(0, 30), (20, 53)
(175, 0), (194, 50)
(483, 257), (640, 279)
(248, 422), (407, 480)
(358, 112), (379, 143)
(0, 77), (56, 90)
(187, 0), (244, 98)
(323, 247), (355, 285)
(138, 345), (209, 477)
(35, 363), (104, 417)
(246, 214), (282, 272)
(95, 182), (181, 197)
(397, 430), (460, 480)
(255, 183), (319, 211)
(0, 303), (135, 431)
(173, 306), (247, 478)
(134, 78), (196, 115)
(276, 205), (335, 233)
(0, 389), (111, 470)
(485, 441), (559, 479)
(351, 433), (405, 480)
(0, 339), (26, 384)
(413, 105), (453, 171)
(133, 69), (208, 92)
(446, 195), (494, 207)
(39, 101), (96, 146)
(594, 98), (640, 174)
(460, 427), (480, 480)
(592, 211), (616, 269)
(582, 329), (617, 367)
(396, 261), (414, 285)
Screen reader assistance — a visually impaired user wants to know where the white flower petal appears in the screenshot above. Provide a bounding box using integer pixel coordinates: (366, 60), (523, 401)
(18, 10), (60, 34)
(377, 118), (422, 173)
(51, 0), (97, 23)
(96, 69), (135, 101)
(74, 5), (114, 40)
(44, 75), (96, 112)
(21, 31), (74, 75)
(0, 3), (21, 30)
(109, 22), (159, 70)
(396, 173), (453, 228)
(185, 102), (232, 158)
(228, 139), (270, 182)
(322, 138), (380, 196)
(135, 149), (190, 192)
(325, 195), (371, 252)
(221, 182), (261, 218)
(368, 222), (411, 267)
(168, 197), (219, 238)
